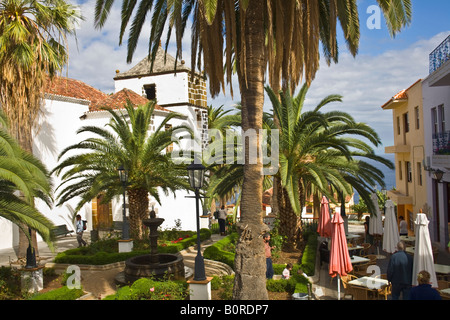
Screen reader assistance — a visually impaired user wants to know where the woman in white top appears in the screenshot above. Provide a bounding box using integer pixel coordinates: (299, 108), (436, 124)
(399, 216), (408, 236)
(218, 206), (227, 236)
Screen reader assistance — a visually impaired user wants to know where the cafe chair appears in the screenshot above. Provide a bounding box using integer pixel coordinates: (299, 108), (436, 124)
(340, 274), (358, 300)
(437, 280), (450, 290)
(360, 243), (371, 256)
(376, 274), (392, 300)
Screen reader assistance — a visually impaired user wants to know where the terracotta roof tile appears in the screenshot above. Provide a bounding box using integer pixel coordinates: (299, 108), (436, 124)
(381, 79), (422, 109)
(89, 88), (171, 113)
(46, 76), (108, 105)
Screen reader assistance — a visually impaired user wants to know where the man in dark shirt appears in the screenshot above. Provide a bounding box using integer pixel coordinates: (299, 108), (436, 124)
(387, 241), (413, 300)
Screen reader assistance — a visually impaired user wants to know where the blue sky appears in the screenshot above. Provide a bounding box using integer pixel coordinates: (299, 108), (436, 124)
(67, 0), (450, 155)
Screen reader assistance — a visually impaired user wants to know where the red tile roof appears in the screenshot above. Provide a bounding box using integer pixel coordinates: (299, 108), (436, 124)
(89, 88), (171, 113)
(46, 76), (108, 106)
(45, 76), (171, 113)
(381, 79), (422, 109)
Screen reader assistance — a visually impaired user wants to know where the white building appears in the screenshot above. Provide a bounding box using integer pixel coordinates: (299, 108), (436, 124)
(422, 34), (450, 250)
(0, 47), (208, 250)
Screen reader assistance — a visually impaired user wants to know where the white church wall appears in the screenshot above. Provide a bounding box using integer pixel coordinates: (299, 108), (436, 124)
(114, 72), (189, 106)
(33, 98), (91, 235)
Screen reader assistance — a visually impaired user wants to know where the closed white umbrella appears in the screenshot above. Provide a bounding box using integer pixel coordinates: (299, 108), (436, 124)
(369, 192), (383, 236)
(412, 214), (438, 288)
(382, 200), (399, 254)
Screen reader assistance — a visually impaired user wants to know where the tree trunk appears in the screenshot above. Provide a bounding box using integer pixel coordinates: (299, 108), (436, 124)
(277, 183), (301, 249)
(232, 0), (268, 300)
(15, 127), (38, 259)
(127, 188), (149, 240)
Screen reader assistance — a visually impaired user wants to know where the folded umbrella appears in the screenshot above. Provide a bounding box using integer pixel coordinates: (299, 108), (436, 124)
(317, 196), (332, 238)
(382, 200), (399, 254)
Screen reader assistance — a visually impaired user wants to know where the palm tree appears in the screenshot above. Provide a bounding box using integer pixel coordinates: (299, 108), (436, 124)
(52, 102), (191, 240)
(0, 111), (55, 252)
(94, 0), (411, 299)
(0, 0), (81, 258)
(266, 84), (393, 247)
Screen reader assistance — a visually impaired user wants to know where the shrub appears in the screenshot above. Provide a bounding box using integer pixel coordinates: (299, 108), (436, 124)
(54, 229), (211, 265)
(205, 231), (317, 295)
(203, 232), (238, 268)
(211, 275), (234, 300)
(104, 278), (188, 300)
(0, 266), (21, 300)
(31, 286), (84, 300)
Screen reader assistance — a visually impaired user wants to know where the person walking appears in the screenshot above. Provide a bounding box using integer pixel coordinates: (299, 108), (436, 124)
(264, 233), (275, 279)
(76, 214), (87, 247)
(387, 241), (413, 300)
(218, 205), (227, 236)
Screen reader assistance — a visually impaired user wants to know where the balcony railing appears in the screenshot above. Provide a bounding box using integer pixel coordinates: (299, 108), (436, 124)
(430, 35), (450, 74)
(433, 130), (450, 155)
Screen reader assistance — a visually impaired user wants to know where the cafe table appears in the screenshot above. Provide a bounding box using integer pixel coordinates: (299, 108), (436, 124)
(435, 264), (450, 281)
(348, 276), (389, 300)
(399, 235), (415, 244)
(349, 255), (370, 265)
(439, 288), (450, 300)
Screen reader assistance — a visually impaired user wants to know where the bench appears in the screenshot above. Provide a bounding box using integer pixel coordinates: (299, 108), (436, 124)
(53, 224), (74, 237)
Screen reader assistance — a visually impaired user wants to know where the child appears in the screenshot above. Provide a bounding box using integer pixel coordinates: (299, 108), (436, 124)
(282, 263), (293, 280)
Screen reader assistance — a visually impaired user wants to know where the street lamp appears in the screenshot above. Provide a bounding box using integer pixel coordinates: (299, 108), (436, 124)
(118, 165), (130, 240)
(432, 169), (444, 183)
(187, 161), (206, 281)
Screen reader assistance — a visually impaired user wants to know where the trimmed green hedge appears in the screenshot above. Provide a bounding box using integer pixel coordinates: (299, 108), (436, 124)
(204, 231), (318, 294)
(103, 278), (188, 300)
(54, 229), (211, 265)
(203, 232), (238, 268)
(31, 286), (84, 300)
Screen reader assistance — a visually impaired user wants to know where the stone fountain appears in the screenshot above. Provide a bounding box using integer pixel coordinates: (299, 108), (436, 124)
(115, 210), (185, 285)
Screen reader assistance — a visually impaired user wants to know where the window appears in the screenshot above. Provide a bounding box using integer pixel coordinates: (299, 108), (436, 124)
(406, 161), (412, 183)
(399, 161), (403, 180)
(144, 84), (156, 100)
(417, 162), (422, 186)
(397, 116), (401, 135)
(415, 106), (420, 130)
(439, 104), (446, 132)
(432, 107), (438, 135)
(403, 112), (410, 133)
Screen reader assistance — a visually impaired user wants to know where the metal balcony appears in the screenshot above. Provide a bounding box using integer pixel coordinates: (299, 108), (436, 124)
(430, 35), (450, 74)
(433, 130), (450, 155)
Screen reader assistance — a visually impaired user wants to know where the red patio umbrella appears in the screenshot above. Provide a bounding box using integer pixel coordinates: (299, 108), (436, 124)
(317, 196), (332, 238)
(329, 212), (353, 300)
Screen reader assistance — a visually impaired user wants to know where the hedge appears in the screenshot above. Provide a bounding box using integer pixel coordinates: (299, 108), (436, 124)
(203, 232), (238, 268)
(103, 278), (188, 300)
(31, 286), (85, 300)
(204, 231), (318, 294)
(54, 229), (211, 265)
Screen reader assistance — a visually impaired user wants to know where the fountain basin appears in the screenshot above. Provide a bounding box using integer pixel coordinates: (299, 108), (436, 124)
(122, 253), (185, 284)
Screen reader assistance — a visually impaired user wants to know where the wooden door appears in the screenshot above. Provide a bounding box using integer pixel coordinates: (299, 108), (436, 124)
(96, 194), (112, 230)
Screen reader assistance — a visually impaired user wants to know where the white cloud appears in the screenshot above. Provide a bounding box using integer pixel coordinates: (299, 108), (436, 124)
(65, 1), (448, 153)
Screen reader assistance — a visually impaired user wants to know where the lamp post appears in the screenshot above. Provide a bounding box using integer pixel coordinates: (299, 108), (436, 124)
(432, 169), (444, 183)
(187, 161), (206, 281)
(118, 165), (130, 240)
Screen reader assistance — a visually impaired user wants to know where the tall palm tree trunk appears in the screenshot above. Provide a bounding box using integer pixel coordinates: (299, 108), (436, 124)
(232, 0), (269, 300)
(15, 129), (39, 259)
(277, 182), (301, 249)
(127, 188), (149, 240)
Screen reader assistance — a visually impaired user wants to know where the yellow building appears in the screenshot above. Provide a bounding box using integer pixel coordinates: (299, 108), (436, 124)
(381, 79), (428, 235)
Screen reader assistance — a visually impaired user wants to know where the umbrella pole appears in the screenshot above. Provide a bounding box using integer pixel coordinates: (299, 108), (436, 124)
(337, 275), (340, 300)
